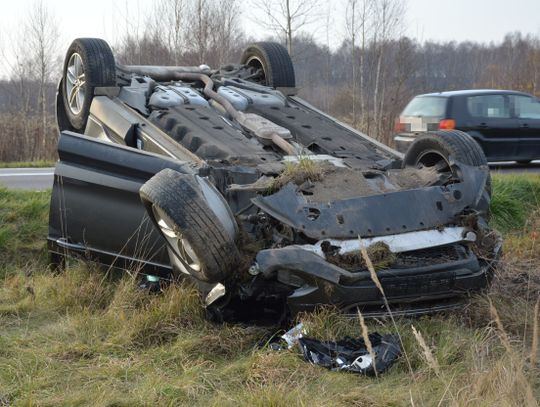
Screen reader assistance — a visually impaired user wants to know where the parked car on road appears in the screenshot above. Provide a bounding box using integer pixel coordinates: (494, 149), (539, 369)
(394, 89), (540, 163)
(49, 38), (500, 321)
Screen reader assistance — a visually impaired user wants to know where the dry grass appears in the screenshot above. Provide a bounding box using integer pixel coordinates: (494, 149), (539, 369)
(358, 310), (377, 376)
(411, 325), (440, 376)
(532, 298), (539, 367)
(271, 156), (324, 190)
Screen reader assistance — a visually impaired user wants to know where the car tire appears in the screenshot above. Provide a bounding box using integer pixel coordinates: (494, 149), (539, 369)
(403, 130), (491, 214)
(140, 169), (240, 283)
(240, 42), (296, 88)
(61, 38), (116, 131)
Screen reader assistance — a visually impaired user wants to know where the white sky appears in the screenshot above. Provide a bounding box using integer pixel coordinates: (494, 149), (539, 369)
(1, 0), (539, 77)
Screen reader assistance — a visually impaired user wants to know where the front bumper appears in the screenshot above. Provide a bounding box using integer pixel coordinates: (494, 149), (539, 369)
(255, 243), (500, 316)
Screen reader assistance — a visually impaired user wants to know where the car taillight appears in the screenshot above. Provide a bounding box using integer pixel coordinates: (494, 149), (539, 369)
(439, 119), (456, 130)
(394, 118), (406, 132)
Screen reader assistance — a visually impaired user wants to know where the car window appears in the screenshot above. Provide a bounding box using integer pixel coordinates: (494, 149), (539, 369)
(402, 96), (447, 117)
(466, 95), (510, 118)
(512, 95), (540, 119)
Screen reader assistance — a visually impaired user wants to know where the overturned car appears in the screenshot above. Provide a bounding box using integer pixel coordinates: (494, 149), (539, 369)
(48, 38), (501, 321)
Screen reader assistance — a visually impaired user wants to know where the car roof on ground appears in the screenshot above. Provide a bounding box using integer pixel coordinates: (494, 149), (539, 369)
(416, 89), (533, 98)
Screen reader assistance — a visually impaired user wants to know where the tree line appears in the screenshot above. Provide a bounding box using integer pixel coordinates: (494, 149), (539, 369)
(1, 0), (540, 161)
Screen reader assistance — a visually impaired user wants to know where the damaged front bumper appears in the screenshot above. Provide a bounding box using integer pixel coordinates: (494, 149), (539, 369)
(241, 162), (499, 316)
(252, 230), (502, 316)
(211, 162), (500, 319)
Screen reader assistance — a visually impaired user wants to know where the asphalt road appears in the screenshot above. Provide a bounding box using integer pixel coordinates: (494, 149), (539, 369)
(0, 168), (55, 190)
(0, 161), (539, 191)
(489, 160), (540, 174)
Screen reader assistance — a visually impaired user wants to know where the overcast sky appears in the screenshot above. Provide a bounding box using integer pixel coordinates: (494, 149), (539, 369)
(1, 0), (539, 77)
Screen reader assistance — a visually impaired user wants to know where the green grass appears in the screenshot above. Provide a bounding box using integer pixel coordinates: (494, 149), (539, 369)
(0, 176), (539, 406)
(491, 174), (540, 233)
(0, 160), (56, 168)
(0, 187), (50, 275)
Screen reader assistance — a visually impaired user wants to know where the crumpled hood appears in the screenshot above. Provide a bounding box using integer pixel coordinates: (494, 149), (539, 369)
(252, 163), (489, 240)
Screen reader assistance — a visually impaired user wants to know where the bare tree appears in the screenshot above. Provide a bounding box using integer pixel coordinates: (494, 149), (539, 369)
(210, 0), (243, 66)
(180, 0), (243, 67)
(323, 2), (332, 111)
(0, 32), (4, 78)
(528, 37), (540, 95)
(5, 38), (34, 156)
(25, 0), (60, 153)
(117, 0), (242, 68)
(345, 0), (372, 126)
(346, 0), (358, 124)
(150, 0), (187, 65)
(372, 0), (405, 137)
(0, 4), (56, 159)
(116, 0), (146, 65)
(184, 0), (213, 64)
(253, 0), (320, 57)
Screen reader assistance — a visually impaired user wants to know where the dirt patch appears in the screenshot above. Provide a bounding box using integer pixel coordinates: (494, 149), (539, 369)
(268, 157), (449, 204)
(326, 241), (396, 271)
(387, 166), (445, 189)
(306, 167), (392, 202)
(273, 160), (446, 203)
(497, 260), (540, 298)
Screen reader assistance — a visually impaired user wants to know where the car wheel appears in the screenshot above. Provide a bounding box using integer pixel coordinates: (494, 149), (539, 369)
(240, 42), (296, 88)
(140, 169), (240, 283)
(61, 38), (116, 131)
(403, 130), (491, 214)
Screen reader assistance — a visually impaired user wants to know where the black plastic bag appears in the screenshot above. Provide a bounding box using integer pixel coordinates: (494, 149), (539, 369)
(298, 333), (400, 376)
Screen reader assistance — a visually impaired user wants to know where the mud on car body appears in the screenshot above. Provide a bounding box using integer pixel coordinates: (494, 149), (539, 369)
(48, 38), (501, 321)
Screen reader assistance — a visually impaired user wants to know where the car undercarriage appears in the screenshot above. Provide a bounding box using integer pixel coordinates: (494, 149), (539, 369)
(48, 38), (502, 322)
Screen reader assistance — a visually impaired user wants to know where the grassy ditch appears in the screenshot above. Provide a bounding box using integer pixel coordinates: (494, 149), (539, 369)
(491, 174), (540, 233)
(0, 188), (50, 275)
(0, 176), (539, 406)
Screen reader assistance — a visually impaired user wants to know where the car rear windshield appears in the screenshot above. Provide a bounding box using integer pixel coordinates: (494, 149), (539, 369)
(401, 96), (447, 117)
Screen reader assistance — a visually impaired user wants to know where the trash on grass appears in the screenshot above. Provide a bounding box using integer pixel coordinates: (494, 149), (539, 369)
(138, 275), (161, 293)
(282, 323), (305, 349)
(268, 323), (306, 351)
(298, 333), (401, 376)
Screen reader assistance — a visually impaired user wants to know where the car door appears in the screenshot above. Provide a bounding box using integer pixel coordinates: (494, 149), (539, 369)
(511, 94), (540, 161)
(48, 131), (193, 276)
(463, 94), (518, 161)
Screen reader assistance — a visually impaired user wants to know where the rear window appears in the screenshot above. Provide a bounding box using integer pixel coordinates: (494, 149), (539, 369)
(402, 96), (447, 117)
(466, 95), (510, 118)
(512, 95), (540, 119)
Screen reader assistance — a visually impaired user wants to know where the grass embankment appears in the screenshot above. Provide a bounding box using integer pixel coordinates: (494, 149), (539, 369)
(0, 160), (56, 169)
(0, 176), (539, 406)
